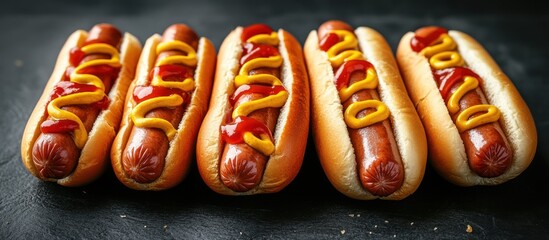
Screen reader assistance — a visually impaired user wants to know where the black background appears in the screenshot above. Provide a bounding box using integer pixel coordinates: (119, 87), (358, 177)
(2, 0), (548, 239)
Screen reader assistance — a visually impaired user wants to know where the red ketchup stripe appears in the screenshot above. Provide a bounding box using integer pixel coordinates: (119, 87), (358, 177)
(240, 42), (280, 65)
(241, 24), (274, 42)
(230, 84), (286, 106)
(433, 67), (481, 101)
(41, 81), (110, 133)
(147, 64), (193, 83)
(410, 26), (448, 52)
(319, 32), (339, 52)
(41, 119), (80, 133)
(334, 59), (374, 91)
(221, 116), (273, 144)
(132, 85), (185, 105)
(48, 81), (109, 110)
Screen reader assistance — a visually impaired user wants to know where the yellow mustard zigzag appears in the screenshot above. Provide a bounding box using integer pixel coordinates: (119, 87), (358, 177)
(231, 31), (287, 156)
(47, 43), (120, 149)
(325, 30), (389, 129)
(131, 40), (197, 140)
(422, 33), (500, 132)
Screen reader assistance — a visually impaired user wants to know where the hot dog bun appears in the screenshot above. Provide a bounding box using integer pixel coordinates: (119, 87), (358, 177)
(304, 25), (427, 200)
(396, 28), (537, 186)
(196, 26), (310, 195)
(110, 28), (216, 190)
(21, 27), (142, 186)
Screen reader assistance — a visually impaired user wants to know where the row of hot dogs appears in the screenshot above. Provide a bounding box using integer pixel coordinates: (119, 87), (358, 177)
(20, 20), (537, 200)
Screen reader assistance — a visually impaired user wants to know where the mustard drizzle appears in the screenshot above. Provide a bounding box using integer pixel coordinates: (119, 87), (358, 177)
(47, 43), (120, 149)
(130, 40), (197, 140)
(421, 33), (501, 132)
(231, 31), (287, 156)
(325, 30), (390, 129)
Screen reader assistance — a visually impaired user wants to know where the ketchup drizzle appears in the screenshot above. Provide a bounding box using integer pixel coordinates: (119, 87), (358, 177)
(221, 116), (274, 144)
(230, 84), (286, 106)
(319, 32), (339, 52)
(240, 42), (279, 65)
(43, 45), (120, 134)
(433, 67), (481, 101)
(241, 24), (274, 42)
(410, 26), (448, 52)
(334, 59), (374, 91)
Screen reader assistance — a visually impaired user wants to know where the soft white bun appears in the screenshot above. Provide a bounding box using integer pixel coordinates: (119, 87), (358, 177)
(110, 34), (216, 190)
(396, 30), (537, 186)
(196, 27), (310, 195)
(21, 30), (142, 187)
(304, 27), (427, 200)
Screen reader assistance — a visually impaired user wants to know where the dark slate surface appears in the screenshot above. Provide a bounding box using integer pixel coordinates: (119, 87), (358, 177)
(1, 0), (548, 239)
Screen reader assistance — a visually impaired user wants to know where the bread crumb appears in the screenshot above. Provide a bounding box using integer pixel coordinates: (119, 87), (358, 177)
(434, 227), (438, 231)
(410, 222), (414, 226)
(341, 230), (346, 234)
(466, 225), (473, 233)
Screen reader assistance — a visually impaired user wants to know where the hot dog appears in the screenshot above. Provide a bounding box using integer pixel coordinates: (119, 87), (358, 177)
(110, 24), (216, 190)
(20, 23), (142, 186)
(303, 20), (427, 200)
(396, 26), (537, 186)
(196, 23), (310, 195)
